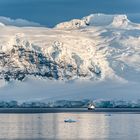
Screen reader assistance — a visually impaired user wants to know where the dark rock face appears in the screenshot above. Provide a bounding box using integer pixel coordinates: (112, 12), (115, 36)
(0, 45), (101, 81)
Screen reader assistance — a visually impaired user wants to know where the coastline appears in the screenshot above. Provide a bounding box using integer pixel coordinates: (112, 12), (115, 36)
(0, 108), (140, 113)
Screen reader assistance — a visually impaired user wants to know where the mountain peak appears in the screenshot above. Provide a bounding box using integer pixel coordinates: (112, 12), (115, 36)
(55, 14), (131, 29)
(111, 15), (129, 27)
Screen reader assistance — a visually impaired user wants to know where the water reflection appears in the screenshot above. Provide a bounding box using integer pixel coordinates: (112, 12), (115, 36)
(0, 113), (139, 139)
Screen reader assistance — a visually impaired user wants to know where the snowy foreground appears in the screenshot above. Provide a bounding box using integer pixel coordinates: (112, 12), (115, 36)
(0, 14), (140, 106)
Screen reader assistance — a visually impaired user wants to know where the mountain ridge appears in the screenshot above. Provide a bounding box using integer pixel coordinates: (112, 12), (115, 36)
(0, 14), (140, 101)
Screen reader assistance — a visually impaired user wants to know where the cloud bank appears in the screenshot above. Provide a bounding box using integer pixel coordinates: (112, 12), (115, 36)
(0, 16), (41, 27)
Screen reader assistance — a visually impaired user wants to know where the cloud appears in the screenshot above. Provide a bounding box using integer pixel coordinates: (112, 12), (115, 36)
(0, 16), (41, 27)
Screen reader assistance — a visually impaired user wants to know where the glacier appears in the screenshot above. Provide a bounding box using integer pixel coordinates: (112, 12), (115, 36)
(0, 14), (140, 104)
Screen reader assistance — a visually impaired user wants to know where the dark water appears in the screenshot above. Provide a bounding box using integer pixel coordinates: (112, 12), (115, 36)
(0, 0), (140, 27)
(0, 112), (139, 139)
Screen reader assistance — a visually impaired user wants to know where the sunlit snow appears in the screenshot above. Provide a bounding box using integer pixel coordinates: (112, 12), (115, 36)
(0, 14), (140, 103)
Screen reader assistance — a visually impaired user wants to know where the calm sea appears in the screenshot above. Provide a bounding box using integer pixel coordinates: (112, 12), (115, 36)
(0, 112), (139, 139)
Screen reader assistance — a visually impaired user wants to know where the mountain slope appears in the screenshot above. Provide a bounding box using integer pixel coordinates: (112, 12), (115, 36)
(0, 14), (140, 101)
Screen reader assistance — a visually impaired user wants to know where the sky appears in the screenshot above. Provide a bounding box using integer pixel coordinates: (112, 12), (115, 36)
(0, 0), (140, 27)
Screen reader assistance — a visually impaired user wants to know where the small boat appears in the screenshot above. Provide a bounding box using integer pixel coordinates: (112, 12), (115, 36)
(88, 104), (95, 110)
(64, 119), (77, 123)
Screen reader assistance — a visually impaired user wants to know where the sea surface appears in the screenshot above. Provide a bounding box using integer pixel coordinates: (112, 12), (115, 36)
(0, 112), (139, 140)
(0, 0), (140, 27)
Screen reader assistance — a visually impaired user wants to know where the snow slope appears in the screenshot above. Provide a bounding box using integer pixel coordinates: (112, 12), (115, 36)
(0, 14), (140, 102)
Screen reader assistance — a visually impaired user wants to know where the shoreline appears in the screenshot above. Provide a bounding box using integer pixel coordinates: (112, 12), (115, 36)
(0, 108), (140, 113)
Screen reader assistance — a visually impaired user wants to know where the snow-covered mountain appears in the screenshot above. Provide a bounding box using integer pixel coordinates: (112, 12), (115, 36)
(0, 14), (140, 102)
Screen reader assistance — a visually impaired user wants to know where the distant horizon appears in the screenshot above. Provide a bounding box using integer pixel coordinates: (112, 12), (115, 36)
(0, 0), (140, 27)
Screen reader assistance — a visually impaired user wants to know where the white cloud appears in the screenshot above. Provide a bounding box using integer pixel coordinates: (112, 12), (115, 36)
(0, 16), (41, 27)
